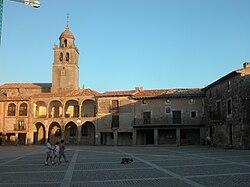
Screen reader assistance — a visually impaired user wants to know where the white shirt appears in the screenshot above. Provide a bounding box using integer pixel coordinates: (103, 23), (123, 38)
(46, 142), (52, 153)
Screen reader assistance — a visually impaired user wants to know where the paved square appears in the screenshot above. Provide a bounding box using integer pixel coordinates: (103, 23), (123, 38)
(0, 145), (250, 187)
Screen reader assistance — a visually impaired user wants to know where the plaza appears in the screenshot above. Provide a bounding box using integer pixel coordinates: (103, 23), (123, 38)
(0, 145), (250, 186)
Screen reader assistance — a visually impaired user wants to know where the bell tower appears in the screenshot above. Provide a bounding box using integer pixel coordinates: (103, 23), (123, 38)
(51, 22), (79, 92)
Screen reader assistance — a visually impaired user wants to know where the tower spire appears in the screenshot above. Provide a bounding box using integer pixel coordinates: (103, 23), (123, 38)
(66, 13), (70, 29)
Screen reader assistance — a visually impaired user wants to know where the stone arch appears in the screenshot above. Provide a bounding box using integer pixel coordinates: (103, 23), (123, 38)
(34, 101), (47, 118)
(49, 122), (62, 145)
(81, 99), (95, 117)
(65, 121), (78, 144)
(34, 122), (45, 145)
(65, 100), (79, 118)
(80, 121), (95, 145)
(48, 100), (63, 118)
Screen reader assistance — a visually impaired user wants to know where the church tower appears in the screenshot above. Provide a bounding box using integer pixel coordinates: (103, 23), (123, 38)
(51, 23), (79, 92)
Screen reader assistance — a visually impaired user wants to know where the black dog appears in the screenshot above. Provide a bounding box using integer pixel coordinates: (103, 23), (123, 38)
(121, 158), (133, 164)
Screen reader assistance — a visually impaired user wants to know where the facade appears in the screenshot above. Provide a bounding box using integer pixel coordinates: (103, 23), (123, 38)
(0, 25), (249, 149)
(203, 63), (250, 149)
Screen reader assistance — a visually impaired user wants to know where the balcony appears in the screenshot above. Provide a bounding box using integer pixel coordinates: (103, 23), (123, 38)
(13, 123), (26, 131)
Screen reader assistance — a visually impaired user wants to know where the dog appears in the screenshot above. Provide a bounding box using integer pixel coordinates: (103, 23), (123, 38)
(121, 158), (133, 164)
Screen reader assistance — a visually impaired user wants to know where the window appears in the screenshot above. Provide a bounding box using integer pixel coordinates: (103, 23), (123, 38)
(66, 52), (69, 62)
(191, 111), (197, 118)
(165, 99), (171, 104)
(60, 52), (63, 61)
(111, 100), (119, 113)
(189, 98), (195, 104)
(216, 101), (222, 119)
(81, 126), (88, 136)
(172, 110), (181, 124)
(19, 103), (27, 116)
(166, 106), (171, 114)
(8, 103), (16, 116)
(111, 115), (119, 128)
(64, 39), (67, 47)
(227, 99), (232, 115)
(142, 100), (147, 105)
(209, 90), (212, 98)
(143, 111), (151, 124)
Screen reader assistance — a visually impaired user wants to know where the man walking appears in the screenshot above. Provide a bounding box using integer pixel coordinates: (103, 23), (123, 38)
(45, 140), (53, 166)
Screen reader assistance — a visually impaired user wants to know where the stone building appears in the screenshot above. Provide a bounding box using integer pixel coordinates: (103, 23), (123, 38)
(0, 25), (249, 149)
(203, 63), (250, 149)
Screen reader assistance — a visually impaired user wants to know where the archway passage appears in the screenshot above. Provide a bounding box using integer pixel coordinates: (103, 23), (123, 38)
(34, 122), (45, 145)
(49, 122), (62, 145)
(80, 122), (95, 145)
(65, 122), (77, 144)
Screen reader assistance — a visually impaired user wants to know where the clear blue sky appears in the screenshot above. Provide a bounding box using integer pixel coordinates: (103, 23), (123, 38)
(0, 0), (250, 92)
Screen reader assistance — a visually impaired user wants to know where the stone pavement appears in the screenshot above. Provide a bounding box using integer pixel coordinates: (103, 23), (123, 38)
(0, 145), (250, 187)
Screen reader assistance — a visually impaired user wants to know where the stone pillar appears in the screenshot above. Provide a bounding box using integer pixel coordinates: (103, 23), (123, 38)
(15, 133), (18, 146)
(154, 128), (158, 145)
(79, 104), (82, 118)
(176, 128), (181, 146)
(45, 119), (49, 142)
(61, 125), (65, 141)
(1, 133), (6, 145)
(132, 129), (137, 145)
(95, 132), (101, 145)
(45, 128), (49, 142)
(113, 131), (118, 146)
(77, 125), (81, 144)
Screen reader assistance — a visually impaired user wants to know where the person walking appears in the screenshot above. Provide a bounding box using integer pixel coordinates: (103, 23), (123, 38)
(206, 135), (212, 148)
(52, 142), (60, 165)
(59, 140), (69, 163)
(45, 140), (53, 166)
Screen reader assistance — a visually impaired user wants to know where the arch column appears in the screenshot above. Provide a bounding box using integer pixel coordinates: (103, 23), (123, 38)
(154, 128), (158, 145)
(95, 132), (101, 145)
(79, 103), (82, 118)
(61, 124), (65, 140)
(77, 125), (81, 144)
(132, 129), (137, 145)
(113, 131), (118, 146)
(176, 128), (181, 146)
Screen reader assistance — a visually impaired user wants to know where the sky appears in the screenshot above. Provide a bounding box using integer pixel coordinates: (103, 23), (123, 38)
(0, 0), (250, 93)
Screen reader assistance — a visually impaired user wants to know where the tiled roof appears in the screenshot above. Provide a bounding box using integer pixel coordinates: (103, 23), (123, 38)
(133, 88), (205, 98)
(203, 65), (250, 90)
(0, 83), (51, 89)
(101, 90), (136, 97)
(32, 89), (100, 98)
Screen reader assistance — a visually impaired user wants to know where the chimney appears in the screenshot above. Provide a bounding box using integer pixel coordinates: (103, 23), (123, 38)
(135, 86), (144, 92)
(243, 62), (250, 69)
